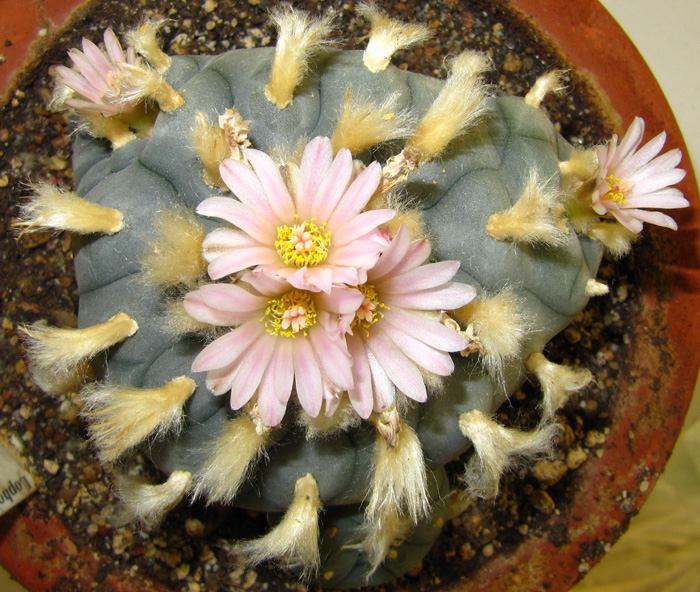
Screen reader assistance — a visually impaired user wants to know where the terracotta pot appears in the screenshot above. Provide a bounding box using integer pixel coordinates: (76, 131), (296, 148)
(0, 1), (697, 590)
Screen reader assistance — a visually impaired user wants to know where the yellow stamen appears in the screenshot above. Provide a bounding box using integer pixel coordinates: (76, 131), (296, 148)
(264, 290), (317, 338)
(275, 219), (331, 267)
(351, 284), (386, 336)
(604, 174), (632, 205)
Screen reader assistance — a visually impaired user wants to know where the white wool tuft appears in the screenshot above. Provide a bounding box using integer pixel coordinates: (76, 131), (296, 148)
(113, 63), (184, 112)
(358, 2), (432, 73)
(238, 473), (322, 579)
(331, 89), (414, 156)
(356, 504), (414, 576)
(486, 170), (570, 246)
(524, 70), (568, 108)
(163, 300), (218, 336)
(454, 289), (528, 387)
(19, 312), (138, 380)
(15, 183), (123, 235)
(588, 221), (640, 257)
(525, 352), (593, 421)
(191, 112), (231, 190)
(80, 376), (196, 462)
(265, 5), (336, 109)
(77, 112), (137, 148)
(125, 19), (171, 72)
(298, 395), (362, 439)
(140, 207), (207, 288)
(585, 278), (610, 297)
(403, 50), (491, 164)
(366, 419), (430, 525)
(114, 470), (192, 528)
(459, 409), (558, 498)
(193, 415), (269, 504)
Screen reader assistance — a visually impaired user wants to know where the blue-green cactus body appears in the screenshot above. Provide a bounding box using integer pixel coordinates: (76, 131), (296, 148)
(70, 47), (603, 586)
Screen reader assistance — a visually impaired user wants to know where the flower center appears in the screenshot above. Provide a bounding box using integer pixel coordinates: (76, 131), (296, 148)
(264, 290), (317, 338)
(275, 219), (331, 267)
(604, 174), (633, 205)
(352, 284), (385, 335)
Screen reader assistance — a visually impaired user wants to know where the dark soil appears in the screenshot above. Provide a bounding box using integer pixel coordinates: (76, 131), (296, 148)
(0, 1), (636, 591)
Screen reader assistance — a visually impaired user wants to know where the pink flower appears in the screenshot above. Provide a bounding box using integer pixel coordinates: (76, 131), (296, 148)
(54, 29), (139, 115)
(339, 225), (477, 419)
(184, 272), (364, 427)
(197, 137), (395, 293)
(592, 117), (689, 232)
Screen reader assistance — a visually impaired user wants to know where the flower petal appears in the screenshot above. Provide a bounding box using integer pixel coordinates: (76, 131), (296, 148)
(191, 322), (263, 372)
(605, 205), (644, 233)
(244, 149), (295, 221)
(197, 283), (268, 313)
(368, 224), (412, 281)
(311, 148), (353, 221)
(241, 268), (290, 297)
(302, 266), (334, 294)
(379, 260), (461, 294)
(365, 328), (427, 403)
(309, 326), (353, 391)
(293, 337), (323, 417)
(103, 29), (126, 64)
(617, 131), (666, 178)
(297, 137), (333, 220)
(56, 65), (106, 104)
(273, 338), (295, 404)
(608, 117), (644, 170)
(366, 345), (395, 414)
(197, 196), (274, 244)
(230, 335), (276, 410)
(184, 289), (257, 326)
(207, 246), (278, 280)
(219, 158), (277, 221)
(332, 209), (395, 246)
(326, 236), (384, 271)
(77, 40), (111, 81)
(201, 227), (258, 262)
(387, 282), (477, 310)
(382, 308), (468, 351)
(620, 208), (680, 230)
(204, 361), (239, 395)
(256, 368), (288, 427)
(379, 321), (455, 376)
(327, 161), (382, 229)
(631, 168), (686, 196)
(315, 286), (365, 315)
(346, 336), (374, 419)
(620, 188), (689, 210)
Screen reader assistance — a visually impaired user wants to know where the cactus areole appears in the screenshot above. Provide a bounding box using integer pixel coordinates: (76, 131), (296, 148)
(20, 7), (688, 588)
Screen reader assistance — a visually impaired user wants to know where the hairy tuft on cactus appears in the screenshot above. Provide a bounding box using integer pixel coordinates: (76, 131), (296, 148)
(15, 3), (689, 588)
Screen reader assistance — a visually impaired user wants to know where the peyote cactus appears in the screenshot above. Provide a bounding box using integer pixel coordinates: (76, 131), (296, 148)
(17, 5), (689, 588)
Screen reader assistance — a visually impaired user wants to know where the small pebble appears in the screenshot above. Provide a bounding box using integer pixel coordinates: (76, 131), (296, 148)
(502, 52), (522, 73)
(567, 447), (588, 469)
(531, 459), (568, 487)
(176, 563), (191, 579)
(585, 430), (607, 448)
(459, 542), (475, 560)
(43, 459), (60, 474)
(528, 490), (555, 514)
(185, 518), (206, 537)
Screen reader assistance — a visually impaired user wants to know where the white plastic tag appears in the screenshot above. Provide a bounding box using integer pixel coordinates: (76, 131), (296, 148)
(0, 434), (36, 515)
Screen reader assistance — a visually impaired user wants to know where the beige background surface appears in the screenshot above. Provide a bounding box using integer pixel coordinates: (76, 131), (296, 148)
(2, 1), (699, 590)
